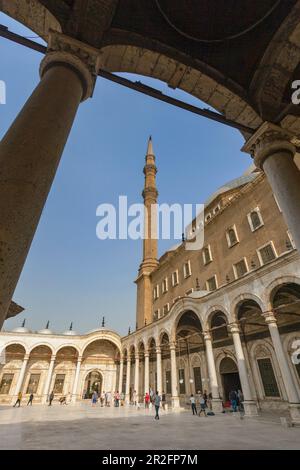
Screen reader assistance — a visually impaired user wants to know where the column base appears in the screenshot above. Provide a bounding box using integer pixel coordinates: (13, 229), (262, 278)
(243, 401), (259, 416)
(211, 399), (223, 413)
(41, 395), (48, 405)
(171, 396), (180, 409)
(289, 403), (300, 426)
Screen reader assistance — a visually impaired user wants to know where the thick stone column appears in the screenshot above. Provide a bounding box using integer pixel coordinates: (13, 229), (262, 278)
(42, 354), (56, 404)
(0, 32), (100, 328)
(144, 351), (150, 395)
(125, 355), (131, 404)
(134, 354), (140, 402)
(203, 331), (223, 412)
(71, 356), (82, 403)
(228, 323), (258, 416)
(118, 356), (124, 394)
(170, 342), (180, 408)
(156, 347), (162, 395)
(263, 312), (300, 424)
(243, 122), (300, 252)
(11, 353), (29, 404)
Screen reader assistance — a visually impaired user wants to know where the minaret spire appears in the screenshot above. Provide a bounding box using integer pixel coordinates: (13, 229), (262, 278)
(135, 136), (159, 329)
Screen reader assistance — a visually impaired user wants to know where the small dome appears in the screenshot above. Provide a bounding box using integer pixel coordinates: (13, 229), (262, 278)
(38, 328), (53, 335)
(12, 326), (31, 334)
(63, 329), (77, 336)
(87, 327), (105, 335)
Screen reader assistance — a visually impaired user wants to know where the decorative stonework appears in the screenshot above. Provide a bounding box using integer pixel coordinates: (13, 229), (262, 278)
(40, 31), (102, 101)
(242, 122), (297, 169)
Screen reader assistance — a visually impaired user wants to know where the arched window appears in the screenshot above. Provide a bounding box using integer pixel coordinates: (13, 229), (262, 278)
(226, 226), (238, 247)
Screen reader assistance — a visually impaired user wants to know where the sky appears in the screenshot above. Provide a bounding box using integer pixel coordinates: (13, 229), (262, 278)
(0, 13), (252, 336)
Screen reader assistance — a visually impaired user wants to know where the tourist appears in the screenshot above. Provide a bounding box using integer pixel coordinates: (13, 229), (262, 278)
(100, 391), (105, 407)
(115, 390), (120, 407)
(120, 391), (125, 406)
(203, 389), (208, 407)
(91, 390), (98, 406)
(27, 393), (34, 406)
(229, 389), (238, 412)
(207, 392), (213, 411)
(145, 392), (150, 409)
(59, 396), (67, 405)
(132, 389), (137, 406)
(106, 391), (112, 406)
(48, 390), (54, 406)
(161, 391), (166, 410)
(154, 391), (161, 420)
(149, 387), (154, 404)
(198, 394), (207, 417)
(190, 394), (197, 415)
(237, 389), (244, 414)
(13, 391), (22, 408)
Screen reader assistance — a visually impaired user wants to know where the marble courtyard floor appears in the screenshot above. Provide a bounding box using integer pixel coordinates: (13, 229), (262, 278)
(0, 403), (299, 450)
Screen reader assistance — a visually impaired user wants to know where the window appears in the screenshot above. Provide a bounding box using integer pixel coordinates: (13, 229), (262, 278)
(53, 374), (65, 394)
(205, 213), (211, 222)
(162, 277), (168, 294)
(226, 225), (239, 247)
(0, 374), (14, 395)
(185, 288), (194, 296)
(163, 304), (170, 316)
(173, 296), (181, 304)
(248, 208), (264, 232)
(257, 242), (277, 266)
(178, 369), (186, 394)
(171, 270), (179, 287)
(26, 374), (41, 394)
(206, 275), (217, 292)
(233, 258), (248, 279)
(193, 367), (202, 393)
(257, 358), (280, 397)
(213, 204), (221, 214)
(166, 370), (172, 394)
(153, 285), (159, 300)
(202, 245), (212, 265)
(287, 231), (295, 250)
(153, 309), (160, 321)
(183, 261), (192, 278)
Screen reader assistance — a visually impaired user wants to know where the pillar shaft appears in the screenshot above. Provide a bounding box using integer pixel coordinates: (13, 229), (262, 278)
(144, 353), (149, 395)
(134, 355), (140, 402)
(11, 354), (29, 403)
(125, 357), (131, 403)
(71, 357), (82, 403)
(156, 348), (162, 395)
(118, 358), (124, 394)
(170, 344), (180, 408)
(42, 355), (56, 404)
(204, 331), (223, 412)
(0, 65), (85, 327)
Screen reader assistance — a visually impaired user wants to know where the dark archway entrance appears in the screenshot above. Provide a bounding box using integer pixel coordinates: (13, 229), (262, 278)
(84, 371), (102, 399)
(220, 357), (241, 402)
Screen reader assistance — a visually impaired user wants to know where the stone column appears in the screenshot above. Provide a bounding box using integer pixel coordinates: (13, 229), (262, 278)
(0, 32), (100, 328)
(170, 342), (180, 408)
(125, 355), (131, 404)
(42, 354), (56, 404)
(243, 122), (300, 252)
(228, 323), (258, 416)
(144, 351), (150, 395)
(203, 331), (223, 412)
(71, 356), (82, 404)
(156, 347), (162, 395)
(134, 354), (140, 403)
(11, 354), (29, 404)
(118, 356), (124, 394)
(263, 312), (300, 424)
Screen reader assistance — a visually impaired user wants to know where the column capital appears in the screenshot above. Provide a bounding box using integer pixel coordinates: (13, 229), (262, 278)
(169, 342), (176, 351)
(77, 356), (83, 363)
(24, 354), (30, 361)
(50, 354), (56, 361)
(228, 322), (241, 334)
(144, 350), (150, 358)
(262, 311), (277, 325)
(203, 330), (212, 342)
(40, 31), (102, 101)
(242, 122), (297, 169)
(135, 354), (140, 361)
(156, 347), (161, 354)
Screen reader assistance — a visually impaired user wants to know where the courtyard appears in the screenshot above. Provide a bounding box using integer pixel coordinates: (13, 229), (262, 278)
(0, 403), (299, 450)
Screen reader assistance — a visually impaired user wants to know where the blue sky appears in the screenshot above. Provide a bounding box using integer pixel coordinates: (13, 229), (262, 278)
(0, 14), (252, 336)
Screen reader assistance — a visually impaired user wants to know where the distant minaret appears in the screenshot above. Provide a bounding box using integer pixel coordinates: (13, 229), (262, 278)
(135, 137), (159, 328)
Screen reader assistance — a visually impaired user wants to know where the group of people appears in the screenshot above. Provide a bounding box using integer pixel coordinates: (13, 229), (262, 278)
(189, 390), (213, 417)
(90, 390), (126, 407)
(228, 389), (244, 413)
(13, 392), (34, 407)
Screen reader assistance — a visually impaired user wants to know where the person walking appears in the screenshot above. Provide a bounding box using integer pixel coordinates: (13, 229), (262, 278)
(13, 391), (22, 407)
(145, 392), (150, 409)
(100, 391), (105, 407)
(190, 394), (197, 415)
(91, 390), (98, 407)
(237, 389), (244, 414)
(132, 390), (137, 407)
(161, 391), (166, 411)
(203, 390), (208, 407)
(229, 389), (238, 412)
(27, 393), (34, 406)
(199, 394), (207, 417)
(154, 391), (161, 420)
(48, 391), (54, 406)
(120, 391), (125, 406)
(115, 391), (120, 407)
(207, 392), (213, 411)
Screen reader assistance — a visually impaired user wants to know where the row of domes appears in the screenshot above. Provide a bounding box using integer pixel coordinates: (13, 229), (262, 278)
(12, 321), (77, 336)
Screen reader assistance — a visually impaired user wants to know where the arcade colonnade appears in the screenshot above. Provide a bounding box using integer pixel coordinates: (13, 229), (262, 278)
(1, 30), (300, 330)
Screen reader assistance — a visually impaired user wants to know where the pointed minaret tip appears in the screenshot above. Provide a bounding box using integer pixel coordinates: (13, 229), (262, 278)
(146, 135), (154, 156)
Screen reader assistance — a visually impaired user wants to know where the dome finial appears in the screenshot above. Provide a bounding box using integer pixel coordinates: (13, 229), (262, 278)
(46, 320), (50, 329)
(69, 322), (73, 331)
(21, 318), (26, 328)
(146, 135), (154, 156)
(102, 316), (105, 328)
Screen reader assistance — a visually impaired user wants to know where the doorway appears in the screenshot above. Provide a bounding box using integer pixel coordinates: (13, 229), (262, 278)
(83, 371), (102, 399)
(219, 357), (241, 402)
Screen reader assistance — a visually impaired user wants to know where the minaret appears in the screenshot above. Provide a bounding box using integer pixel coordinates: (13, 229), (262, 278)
(135, 136), (159, 328)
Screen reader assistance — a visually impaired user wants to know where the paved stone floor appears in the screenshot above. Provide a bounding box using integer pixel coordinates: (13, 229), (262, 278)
(0, 403), (299, 450)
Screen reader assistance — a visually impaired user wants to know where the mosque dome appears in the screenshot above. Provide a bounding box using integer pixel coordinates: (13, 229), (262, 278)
(12, 326), (31, 334)
(38, 321), (53, 335)
(63, 323), (77, 336)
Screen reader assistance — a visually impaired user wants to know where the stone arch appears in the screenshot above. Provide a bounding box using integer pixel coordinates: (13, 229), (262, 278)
(1, 0), (62, 40)
(0, 341), (28, 356)
(55, 344), (80, 356)
(231, 293), (265, 322)
(81, 333), (121, 357)
(205, 305), (230, 328)
(28, 342), (54, 355)
(171, 308), (203, 341)
(100, 44), (261, 133)
(265, 276), (300, 310)
(159, 329), (170, 347)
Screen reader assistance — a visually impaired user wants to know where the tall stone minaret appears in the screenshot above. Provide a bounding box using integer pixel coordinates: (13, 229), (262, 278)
(135, 136), (159, 329)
